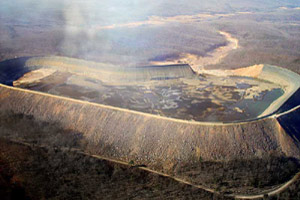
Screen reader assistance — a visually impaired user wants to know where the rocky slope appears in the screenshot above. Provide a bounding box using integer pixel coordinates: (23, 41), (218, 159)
(0, 83), (299, 193)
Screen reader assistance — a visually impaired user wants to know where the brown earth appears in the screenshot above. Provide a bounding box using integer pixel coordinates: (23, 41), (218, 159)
(0, 139), (230, 200)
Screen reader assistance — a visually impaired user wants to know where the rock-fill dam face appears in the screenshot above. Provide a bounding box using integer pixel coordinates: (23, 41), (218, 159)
(1, 56), (295, 122)
(0, 56), (300, 190)
(0, 83), (299, 165)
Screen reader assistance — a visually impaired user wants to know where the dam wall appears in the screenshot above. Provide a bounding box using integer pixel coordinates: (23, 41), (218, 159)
(257, 65), (300, 117)
(24, 56), (195, 83)
(0, 84), (299, 172)
(0, 56), (195, 85)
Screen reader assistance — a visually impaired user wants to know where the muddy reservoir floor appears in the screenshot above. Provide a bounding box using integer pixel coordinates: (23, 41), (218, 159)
(15, 69), (283, 122)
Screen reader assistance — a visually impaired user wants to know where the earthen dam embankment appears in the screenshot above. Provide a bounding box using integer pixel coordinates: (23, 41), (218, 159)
(0, 57), (300, 174)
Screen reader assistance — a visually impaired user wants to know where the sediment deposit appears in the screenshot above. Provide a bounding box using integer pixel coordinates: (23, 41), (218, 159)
(151, 31), (239, 71)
